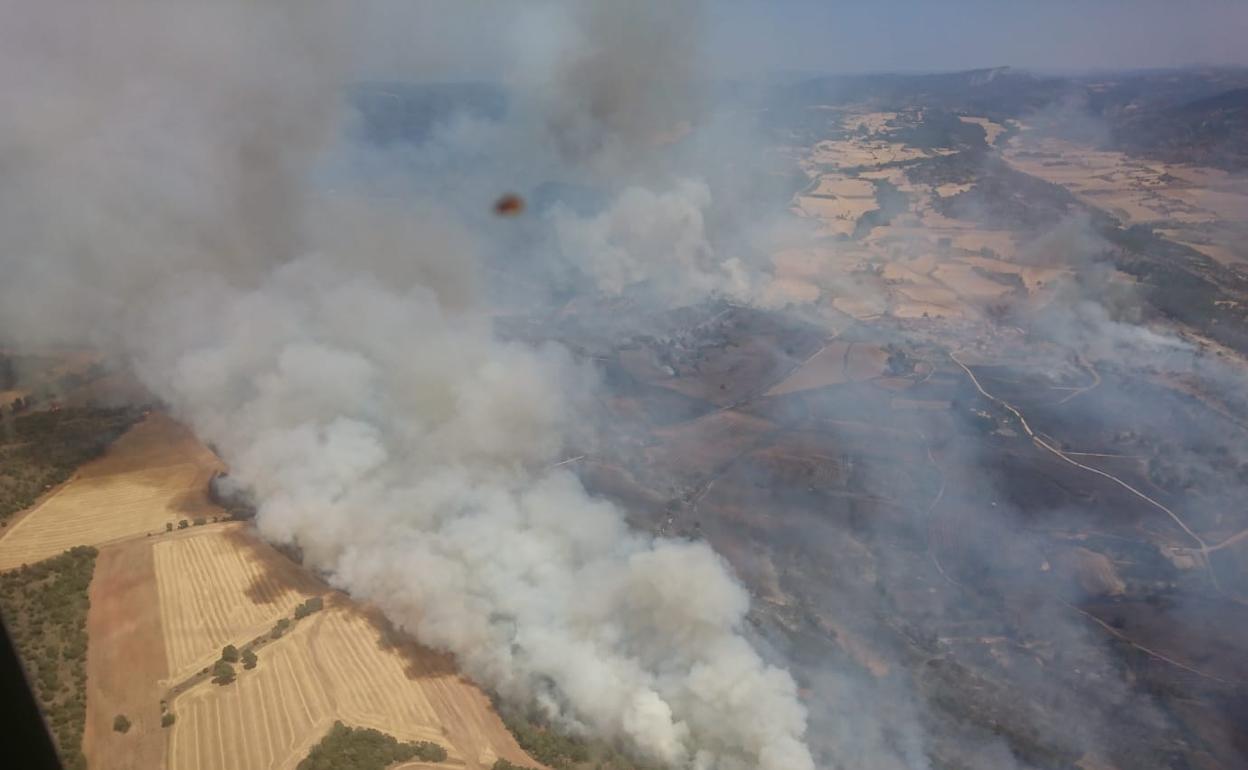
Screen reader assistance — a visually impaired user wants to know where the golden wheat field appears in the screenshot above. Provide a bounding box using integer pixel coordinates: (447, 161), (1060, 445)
(168, 598), (535, 770)
(153, 525), (324, 680)
(0, 413), (224, 570)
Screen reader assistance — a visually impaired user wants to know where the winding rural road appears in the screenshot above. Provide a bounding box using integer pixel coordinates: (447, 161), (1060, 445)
(949, 351), (1207, 551)
(951, 351), (1245, 680)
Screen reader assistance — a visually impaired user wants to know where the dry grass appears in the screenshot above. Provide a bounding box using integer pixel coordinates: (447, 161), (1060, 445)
(83, 537), (169, 770)
(934, 182), (975, 197)
(807, 139), (942, 169)
(958, 255), (1065, 291)
(3, 406), (534, 770)
(809, 176), (876, 198)
(0, 414), (224, 570)
(958, 116), (1005, 145)
(830, 294), (887, 320)
(1005, 135), (1245, 226)
(844, 343), (888, 381)
(168, 598), (534, 770)
(155, 524), (534, 770)
(793, 195), (876, 237)
(895, 283), (962, 306)
(153, 526), (322, 680)
(766, 342), (851, 396)
(760, 278), (821, 307)
(931, 263), (1015, 299)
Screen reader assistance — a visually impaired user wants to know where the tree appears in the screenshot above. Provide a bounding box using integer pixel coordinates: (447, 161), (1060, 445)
(161, 713), (176, 728)
(297, 721), (449, 770)
(271, 618), (291, 639)
(294, 595), (324, 619)
(192, 517), (207, 526)
(221, 644), (239, 663)
(177, 520), (189, 530)
(165, 522), (173, 532)
(211, 660), (236, 685)
(113, 714), (131, 734)
(242, 648), (258, 670)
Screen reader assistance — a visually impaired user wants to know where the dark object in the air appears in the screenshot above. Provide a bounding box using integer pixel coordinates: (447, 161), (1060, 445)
(493, 193), (525, 217)
(0, 615), (64, 769)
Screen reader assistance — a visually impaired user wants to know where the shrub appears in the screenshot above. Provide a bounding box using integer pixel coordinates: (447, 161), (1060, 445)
(271, 618), (291, 639)
(293, 595), (324, 620)
(242, 648), (258, 670)
(161, 713), (176, 728)
(0, 546), (98, 761)
(113, 714), (131, 734)
(177, 520), (189, 530)
(298, 721), (448, 770)
(221, 644), (239, 663)
(165, 522), (173, 532)
(505, 718), (589, 768)
(0, 407), (141, 523)
(211, 660), (236, 685)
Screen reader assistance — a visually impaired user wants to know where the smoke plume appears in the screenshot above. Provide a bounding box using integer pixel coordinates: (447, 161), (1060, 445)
(0, 2), (813, 770)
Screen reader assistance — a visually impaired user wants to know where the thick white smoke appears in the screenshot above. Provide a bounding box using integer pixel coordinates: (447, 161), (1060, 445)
(553, 180), (752, 303)
(136, 252), (811, 770)
(0, 2), (813, 769)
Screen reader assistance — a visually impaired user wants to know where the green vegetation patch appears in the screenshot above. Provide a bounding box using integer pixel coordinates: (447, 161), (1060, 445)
(211, 659), (236, 685)
(0, 545), (98, 770)
(505, 719), (590, 769)
(294, 595), (324, 619)
(0, 406), (141, 523)
(297, 721), (447, 770)
(497, 705), (658, 770)
(852, 179), (911, 240)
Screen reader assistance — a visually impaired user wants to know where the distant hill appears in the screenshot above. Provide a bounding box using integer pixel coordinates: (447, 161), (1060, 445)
(1110, 86), (1248, 170)
(761, 66), (1248, 171)
(346, 68), (1248, 171)
(769, 67), (1074, 121)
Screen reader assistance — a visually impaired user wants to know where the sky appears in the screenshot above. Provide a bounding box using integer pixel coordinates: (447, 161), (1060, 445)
(710, 0), (1248, 75)
(355, 0), (1248, 81)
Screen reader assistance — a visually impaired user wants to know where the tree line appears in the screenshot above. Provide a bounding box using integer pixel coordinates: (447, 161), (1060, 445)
(0, 546), (98, 770)
(298, 721), (447, 770)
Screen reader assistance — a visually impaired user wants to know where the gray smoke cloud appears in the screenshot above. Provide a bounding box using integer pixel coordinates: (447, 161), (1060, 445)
(552, 180), (752, 304)
(528, 0), (701, 178)
(0, 2), (813, 770)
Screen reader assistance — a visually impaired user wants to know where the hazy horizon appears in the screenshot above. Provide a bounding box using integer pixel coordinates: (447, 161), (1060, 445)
(355, 0), (1248, 82)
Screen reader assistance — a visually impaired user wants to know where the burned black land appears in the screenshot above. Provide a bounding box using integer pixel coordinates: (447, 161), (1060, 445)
(557, 298), (1248, 770)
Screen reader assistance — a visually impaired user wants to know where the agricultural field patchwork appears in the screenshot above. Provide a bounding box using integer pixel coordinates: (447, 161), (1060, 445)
(0, 413), (223, 570)
(167, 597), (533, 770)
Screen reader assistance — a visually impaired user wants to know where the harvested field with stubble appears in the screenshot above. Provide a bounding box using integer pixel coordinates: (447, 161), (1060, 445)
(169, 598), (537, 770)
(0, 413), (224, 570)
(153, 525), (324, 679)
(0, 404), (537, 770)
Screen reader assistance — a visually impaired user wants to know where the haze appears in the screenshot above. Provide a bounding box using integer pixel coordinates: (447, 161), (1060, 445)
(358, 0), (1248, 81)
